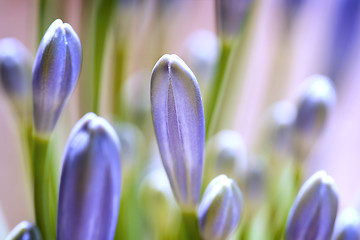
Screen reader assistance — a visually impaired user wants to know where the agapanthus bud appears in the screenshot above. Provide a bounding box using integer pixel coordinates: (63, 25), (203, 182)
(5, 221), (41, 240)
(332, 208), (360, 240)
(198, 175), (244, 240)
(205, 130), (247, 185)
(32, 19), (82, 136)
(294, 75), (336, 159)
(285, 171), (338, 240)
(151, 54), (205, 212)
(215, 0), (253, 42)
(0, 38), (31, 101)
(329, 0), (360, 81)
(57, 113), (121, 240)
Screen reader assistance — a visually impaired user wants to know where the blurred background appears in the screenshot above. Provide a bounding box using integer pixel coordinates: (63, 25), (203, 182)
(0, 0), (360, 235)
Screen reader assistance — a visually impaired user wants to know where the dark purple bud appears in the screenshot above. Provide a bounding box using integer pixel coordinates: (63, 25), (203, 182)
(198, 175), (244, 240)
(286, 171), (338, 240)
(216, 0), (253, 42)
(32, 19), (82, 136)
(5, 221), (41, 240)
(57, 113), (121, 240)
(0, 38), (31, 101)
(329, 0), (360, 80)
(151, 54), (205, 212)
(294, 75), (336, 159)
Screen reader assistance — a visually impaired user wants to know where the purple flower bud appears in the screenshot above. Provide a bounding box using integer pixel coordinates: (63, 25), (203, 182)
(5, 221), (41, 240)
(294, 75), (336, 159)
(32, 19), (82, 136)
(286, 171), (338, 240)
(151, 54), (205, 212)
(329, 0), (360, 80)
(198, 175), (244, 240)
(215, 0), (253, 42)
(57, 113), (121, 240)
(0, 38), (31, 101)
(332, 208), (360, 240)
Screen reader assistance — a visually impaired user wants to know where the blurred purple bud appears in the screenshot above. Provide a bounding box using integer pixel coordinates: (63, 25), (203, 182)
(32, 19), (82, 135)
(283, 0), (306, 23)
(216, 0), (253, 42)
(333, 208), (360, 240)
(294, 75), (336, 159)
(0, 38), (31, 101)
(205, 130), (247, 185)
(329, 0), (360, 80)
(57, 113), (121, 240)
(198, 175), (244, 240)
(5, 221), (41, 240)
(151, 54), (205, 212)
(286, 171), (338, 240)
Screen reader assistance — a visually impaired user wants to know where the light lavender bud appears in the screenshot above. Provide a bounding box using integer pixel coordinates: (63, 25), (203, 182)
(151, 54), (205, 212)
(198, 175), (244, 240)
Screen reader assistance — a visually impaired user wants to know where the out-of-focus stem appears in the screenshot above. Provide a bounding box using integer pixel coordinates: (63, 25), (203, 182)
(92, 0), (116, 114)
(180, 212), (201, 240)
(205, 42), (231, 140)
(32, 136), (57, 240)
(38, 0), (47, 45)
(112, 41), (128, 120)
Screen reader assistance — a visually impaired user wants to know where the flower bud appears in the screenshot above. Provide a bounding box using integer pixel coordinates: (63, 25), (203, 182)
(329, 0), (360, 80)
(215, 0), (253, 42)
(198, 175), (244, 240)
(294, 75), (336, 160)
(0, 38), (31, 102)
(205, 130), (247, 185)
(285, 171), (338, 240)
(5, 221), (41, 240)
(151, 54), (205, 212)
(57, 113), (121, 240)
(332, 208), (360, 240)
(32, 19), (82, 136)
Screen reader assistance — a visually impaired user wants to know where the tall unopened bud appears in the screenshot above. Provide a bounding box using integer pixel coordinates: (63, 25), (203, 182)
(198, 175), (244, 240)
(215, 0), (253, 43)
(5, 221), (41, 240)
(285, 171), (338, 240)
(294, 75), (336, 160)
(57, 113), (121, 240)
(151, 54), (205, 212)
(32, 19), (82, 136)
(332, 208), (360, 240)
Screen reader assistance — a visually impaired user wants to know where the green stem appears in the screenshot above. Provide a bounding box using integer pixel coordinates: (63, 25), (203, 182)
(205, 42), (232, 140)
(38, 0), (47, 45)
(32, 136), (57, 240)
(112, 41), (128, 120)
(92, 0), (117, 114)
(180, 212), (201, 240)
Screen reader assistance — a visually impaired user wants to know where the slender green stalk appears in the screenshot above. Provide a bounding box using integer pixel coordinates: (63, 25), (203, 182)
(38, 0), (47, 45)
(92, 0), (117, 114)
(205, 42), (231, 139)
(179, 212), (201, 240)
(112, 41), (128, 120)
(32, 136), (57, 240)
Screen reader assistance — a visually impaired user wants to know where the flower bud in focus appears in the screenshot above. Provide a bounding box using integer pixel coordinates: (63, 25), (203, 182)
(57, 113), (121, 240)
(151, 54), (205, 212)
(198, 175), (244, 240)
(32, 19), (82, 136)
